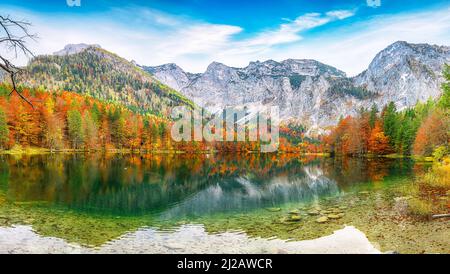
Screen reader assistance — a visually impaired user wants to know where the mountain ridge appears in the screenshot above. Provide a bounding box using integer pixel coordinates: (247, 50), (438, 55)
(143, 41), (450, 132)
(18, 45), (195, 116)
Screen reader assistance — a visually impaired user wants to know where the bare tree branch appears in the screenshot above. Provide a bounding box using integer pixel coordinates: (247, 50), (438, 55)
(0, 14), (36, 108)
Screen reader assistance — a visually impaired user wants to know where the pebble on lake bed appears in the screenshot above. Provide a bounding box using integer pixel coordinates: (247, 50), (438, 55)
(288, 215), (302, 222)
(307, 210), (320, 216)
(327, 214), (342, 219)
(316, 216), (329, 223)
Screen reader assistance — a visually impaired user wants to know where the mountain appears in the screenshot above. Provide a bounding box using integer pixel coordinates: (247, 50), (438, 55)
(144, 41), (450, 132)
(144, 63), (200, 92)
(353, 41), (449, 108)
(20, 44), (194, 115)
(53, 43), (101, 56)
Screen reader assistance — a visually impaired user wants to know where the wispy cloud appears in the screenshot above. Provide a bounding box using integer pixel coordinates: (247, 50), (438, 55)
(237, 10), (355, 48)
(0, 4), (449, 76)
(220, 9), (355, 57)
(0, 5), (354, 71)
(269, 6), (450, 76)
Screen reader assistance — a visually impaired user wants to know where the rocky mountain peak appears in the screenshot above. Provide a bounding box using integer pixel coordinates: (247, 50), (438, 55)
(141, 63), (193, 92)
(354, 41), (450, 109)
(282, 59), (347, 77)
(205, 61), (233, 73)
(143, 41), (449, 133)
(53, 43), (101, 56)
(204, 62), (239, 82)
(365, 41), (450, 75)
(239, 59), (346, 78)
(145, 63), (183, 74)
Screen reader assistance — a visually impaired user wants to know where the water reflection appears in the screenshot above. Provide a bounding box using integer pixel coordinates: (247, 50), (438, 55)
(162, 166), (338, 218)
(0, 154), (420, 216)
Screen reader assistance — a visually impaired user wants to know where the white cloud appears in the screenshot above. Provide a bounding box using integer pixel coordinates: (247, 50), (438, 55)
(0, 6), (243, 70)
(234, 10), (355, 50)
(0, 5), (449, 76)
(268, 7), (450, 76)
(206, 7), (450, 76)
(0, 6), (355, 72)
(326, 10), (355, 20)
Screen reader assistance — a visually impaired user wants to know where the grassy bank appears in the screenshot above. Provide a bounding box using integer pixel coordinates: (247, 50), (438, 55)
(0, 145), (213, 155)
(397, 156), (450, 218)
(0, 145), (333, 157)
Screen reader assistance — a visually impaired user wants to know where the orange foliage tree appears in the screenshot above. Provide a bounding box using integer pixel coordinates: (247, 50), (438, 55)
(368, 121), (391, 154)
(413, 110), (449, 156)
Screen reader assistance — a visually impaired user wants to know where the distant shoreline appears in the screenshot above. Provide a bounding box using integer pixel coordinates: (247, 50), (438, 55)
(0, 147), (435, 162)
(0, 147), (329, 156)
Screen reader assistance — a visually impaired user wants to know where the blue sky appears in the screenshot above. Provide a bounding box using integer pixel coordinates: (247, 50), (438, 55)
(1, 0), (450, 75)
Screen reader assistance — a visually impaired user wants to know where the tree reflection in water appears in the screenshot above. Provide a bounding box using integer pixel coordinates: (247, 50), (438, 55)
(0, 154), (422, 216)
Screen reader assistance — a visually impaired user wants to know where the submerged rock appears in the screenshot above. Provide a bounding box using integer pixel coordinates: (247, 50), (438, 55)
(307, 210), (320, 216)
(287, 215), (302, 222)
(327, 214), (342, 219)
(266, 207), (282, 212)
(316, 216), (329, 223)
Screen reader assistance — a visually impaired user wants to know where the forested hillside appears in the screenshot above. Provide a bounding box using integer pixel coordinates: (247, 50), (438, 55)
(0, 84), (321, 153)
(19, 46), (194, 116)
(0, 85), (173, 151)
(324, 65), (450, 157)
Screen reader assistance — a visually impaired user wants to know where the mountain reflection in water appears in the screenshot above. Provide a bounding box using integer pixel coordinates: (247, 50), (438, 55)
(0, 154), (418, 217)
(162, 166), (338, 218)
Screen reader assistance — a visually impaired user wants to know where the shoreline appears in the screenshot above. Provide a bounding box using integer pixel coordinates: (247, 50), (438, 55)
(0, 224), (381, 254)
(0, 146), (331, 157)
(0, 147), (435, 163)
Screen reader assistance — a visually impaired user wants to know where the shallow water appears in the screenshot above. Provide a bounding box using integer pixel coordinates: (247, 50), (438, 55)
(0, 153), (446, 253)
(0, 225), (380, 254)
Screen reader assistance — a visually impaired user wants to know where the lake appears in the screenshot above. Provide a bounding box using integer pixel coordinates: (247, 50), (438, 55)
(0, 153), (447, 253)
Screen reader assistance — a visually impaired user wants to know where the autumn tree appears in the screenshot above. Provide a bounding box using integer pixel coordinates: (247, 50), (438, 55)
(141, 117), (153, 150)
(67, 109), (84, 149)
(43, 113), (64, 150)
(42, 96), (64, 150)
(0, 106), (8, 148)
(325, 116), (351, 155)
(344, 118), (364, 155)
(7, 93), (41, 146)
(368, 121), (391, 154)
(83, 111), (98, 149)
(413, 110), (449, 156)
